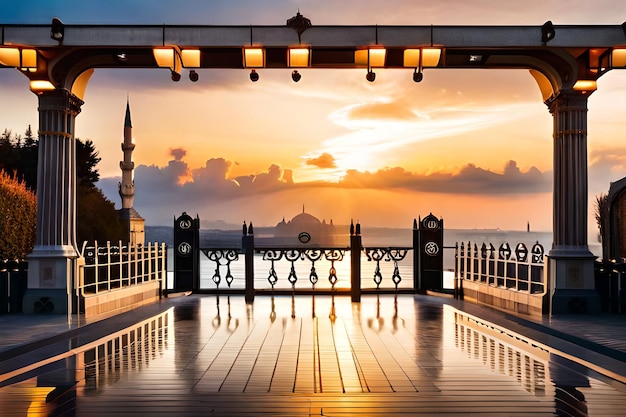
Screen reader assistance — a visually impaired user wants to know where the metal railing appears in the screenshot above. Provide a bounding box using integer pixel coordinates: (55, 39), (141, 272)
(455, 241), (546, 295)
(199, 247), (414, 290)
(255, 247), (349, 290)
(78, 241), (167, 295)
(197, 233), (416, 300)
(0, 260), (27, 314)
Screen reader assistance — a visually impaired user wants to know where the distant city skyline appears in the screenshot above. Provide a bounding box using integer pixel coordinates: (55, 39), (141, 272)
(2, 1), (626, 234)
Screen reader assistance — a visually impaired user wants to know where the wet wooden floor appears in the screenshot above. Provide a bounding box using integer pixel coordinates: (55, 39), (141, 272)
(1, 294), (626, 416)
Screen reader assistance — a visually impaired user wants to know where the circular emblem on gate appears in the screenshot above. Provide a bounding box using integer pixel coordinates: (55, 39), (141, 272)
(424, 241), (439, 256)
(298, 232), (311, 243)
(178, 219), (192, 230)
(178, 242), (192, 256)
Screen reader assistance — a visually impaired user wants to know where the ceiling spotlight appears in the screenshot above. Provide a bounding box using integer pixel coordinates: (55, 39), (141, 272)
(250, 69), (259, 82)
(50, 17), (64, 43)
(171, 71), (181, 82)
(541, 20), (555, 44)
(366, 71), (376, 82)
(115, 52), (128, 62)
(291, 70), (301, 82)
(189, 70), (199, 82)
(413, 70), (423, 83)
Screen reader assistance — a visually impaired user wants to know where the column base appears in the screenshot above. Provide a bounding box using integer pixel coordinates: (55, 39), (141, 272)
(22, 288), (68, 314)
(24, 247), (77, 314)
(550, 289), (602, 314)
(546, 250), (601, 314)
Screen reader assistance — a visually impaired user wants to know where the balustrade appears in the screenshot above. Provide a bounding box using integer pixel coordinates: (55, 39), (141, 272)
(455, 241), (545, 295)
(198, 244), (413, 295)
(78, 241), (167, 295)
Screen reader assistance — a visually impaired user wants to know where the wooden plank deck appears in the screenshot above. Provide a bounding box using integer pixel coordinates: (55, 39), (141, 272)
(1, 294), (626, 416)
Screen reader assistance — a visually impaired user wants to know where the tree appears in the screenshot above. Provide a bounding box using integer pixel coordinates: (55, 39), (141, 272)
(0, 128), (126, 247)
(77, 185), (125, 244)
(76, 139), (100, 187)
(0, 129), (16, 175)
(0, 171), (36, 259)
(18, 125), (39, 190)
(73, 137), (125, 243)
(595, 193), (609, 260)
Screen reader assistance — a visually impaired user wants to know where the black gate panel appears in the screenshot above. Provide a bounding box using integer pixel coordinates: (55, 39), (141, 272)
(418, 213), (444, 290)
(173, 212), (199, 292)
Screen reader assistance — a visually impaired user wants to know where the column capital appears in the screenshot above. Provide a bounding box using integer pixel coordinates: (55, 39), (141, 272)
(546, 89), (589, 115)
(37, 89), (84, 117)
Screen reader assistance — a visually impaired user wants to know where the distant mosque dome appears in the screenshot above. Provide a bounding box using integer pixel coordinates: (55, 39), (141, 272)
(274, 207), (335, 241)
(290, 212), (321, 226)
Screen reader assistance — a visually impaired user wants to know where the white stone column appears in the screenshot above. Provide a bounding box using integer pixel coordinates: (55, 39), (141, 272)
(545, 90), (600, 314)
(24, 89), (83, 314)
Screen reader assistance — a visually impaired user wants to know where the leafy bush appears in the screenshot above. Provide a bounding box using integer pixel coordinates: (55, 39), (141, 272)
(0, 171), (36, 259)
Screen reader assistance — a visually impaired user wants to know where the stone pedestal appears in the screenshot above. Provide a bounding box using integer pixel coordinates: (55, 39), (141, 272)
(23, 250), (76, 314)
(546, 252), (600, 314)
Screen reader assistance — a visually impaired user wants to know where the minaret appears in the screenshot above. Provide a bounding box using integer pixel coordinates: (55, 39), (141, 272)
(120, 98), (135, 208)
(118, 98), (144, 246)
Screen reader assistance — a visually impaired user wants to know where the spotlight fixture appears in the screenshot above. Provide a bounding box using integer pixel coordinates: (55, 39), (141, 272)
(356, 47), (386, 83)
(189, 70), (199, 82)
(413, 69), (423, 83)
(50, 17), (64, 42)
(171, 70), (181, 82)
(115, 52), (128, 63)
(250, 69), (259, 82)
(541, 20), (555, 44)
(291, 70), (301, 82)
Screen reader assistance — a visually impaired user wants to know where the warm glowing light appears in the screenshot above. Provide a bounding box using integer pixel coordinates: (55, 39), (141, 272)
(288, 47), (310, 67)
(403, 48), (442, 67)
(153, 47), (175, 67)
(0, 47), (21, 66)
(612, 48), (626, 67)
(29, 80), (56, 92)
(572, 79), (597, 92)
(243, 47), (265, 68)
(153, 47), (182, 72)
(355, 48), (387, 68)
(181, 49), (200, 68)
(71, 68), (93, 100)
(23, 386), (55, 417)
(21, 48), (37, 68)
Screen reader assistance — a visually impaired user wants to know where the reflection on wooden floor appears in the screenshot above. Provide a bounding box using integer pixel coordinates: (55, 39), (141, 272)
(1, 295), (626, 416)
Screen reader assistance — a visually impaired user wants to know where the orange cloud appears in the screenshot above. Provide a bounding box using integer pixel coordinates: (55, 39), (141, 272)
(348, 100), (417, 121)
(306, 153), (337, 169)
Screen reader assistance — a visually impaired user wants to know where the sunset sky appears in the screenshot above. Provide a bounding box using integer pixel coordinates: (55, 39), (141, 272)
(2, 1), (626, 236)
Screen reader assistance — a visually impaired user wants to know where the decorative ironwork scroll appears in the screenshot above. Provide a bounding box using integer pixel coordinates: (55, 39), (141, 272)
(201, 249), (239, 288)
(304, 249), (323, 288)
(262, 249), (283, 288)
(324, 249), (345, 289)
(285, 249), (301, 288)
(365, 247), (409, 290)
(257, 248), (347, 290)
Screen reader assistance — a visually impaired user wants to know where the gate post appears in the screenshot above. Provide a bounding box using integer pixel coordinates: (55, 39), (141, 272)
(173, 212), (199, 292)
(350, 220), (361, 302)
(417, 213), (444, 291)
(243, 222), (255, 303)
